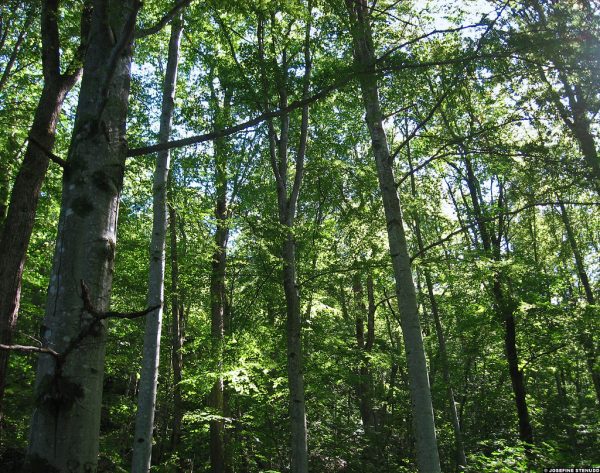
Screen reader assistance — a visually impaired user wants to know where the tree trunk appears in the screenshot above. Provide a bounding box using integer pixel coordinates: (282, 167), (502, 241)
(282, 235), (308, 473)
(0, 0), (85, 419)
(0, 6), (34, 95)
(353, 274), (378, 466)
(408, 151), (467, 469)
(258, 8), (312, 472)
(344, 2), (441, 471)
(132, 12), (183, 473)
(168, 204), (184, 463)
(503, 309), (534, 445)
(25, 1), (138, 471)
(209, 83), (232, 473)
(571, 117), (600, 195)
(463, 157), (534, 445)
(558, 201), (600, 404)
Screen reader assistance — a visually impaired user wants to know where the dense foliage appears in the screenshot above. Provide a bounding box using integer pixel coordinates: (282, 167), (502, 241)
(0, 0), (598, 472)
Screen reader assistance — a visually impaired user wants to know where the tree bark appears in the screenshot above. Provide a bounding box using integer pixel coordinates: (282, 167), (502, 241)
(344, 2), (441, 471)
(258, 7), (312, 472)
(208, 81), (232, 473)
(353, 274), (378, 466)
(0, 0), (87, 419)
(168, 204), (184, 464)
(25, 1), (138, 471)
(408, 152), (467, 469)
(0, 5), (35, 95)
(132, 12), (183, 473)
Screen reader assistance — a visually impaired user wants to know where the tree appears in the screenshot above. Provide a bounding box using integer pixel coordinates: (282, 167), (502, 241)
(132, 11), (184, 473)
(257, 3), (313, 470)
(24, 1), (140, 470)
(343, 1), (442, 471)
(0, 0), (89, 416)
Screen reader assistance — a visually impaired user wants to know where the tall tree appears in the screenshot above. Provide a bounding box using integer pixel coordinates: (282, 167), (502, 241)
(407, 146), (467, 469)
(463, 155), (534, 446)
(343, 1), (442, 471)
(258, 4), (312, 471)
(557, 200), (600, 405)
(25, 1), (140, 470)
(168, 202), (185, 465)
(0, 0), (89, 416)
(132, 11), (184, 473)
(208, 74), (234, 472)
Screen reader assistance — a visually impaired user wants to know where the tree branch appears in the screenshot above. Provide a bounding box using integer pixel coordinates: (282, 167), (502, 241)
(95, 0), (142, 121)
(135, 0), (193, 39)
(80, 280), (160, 321)
(411, 200), (600, 262)
(28, 135), (68, 168)
(0, 343), (60, 359)
(128, 73), (351, 157)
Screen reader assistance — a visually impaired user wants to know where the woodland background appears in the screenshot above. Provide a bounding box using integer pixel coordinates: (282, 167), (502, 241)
(0, 0), (598, 472)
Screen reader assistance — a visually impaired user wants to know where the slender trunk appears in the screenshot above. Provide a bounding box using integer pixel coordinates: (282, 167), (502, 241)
(282, 235), (308, 473)
(0, 82), (68, 412)
(0, 158), (9, 224)
(353, 274), (378, 465)
(258, 7), (311, 472)
(169, 205), (184, 459)
(25, 1), (138, 471)
(409, 152), (466, 469)
(132, 13), (182, 473)
(463, 157), (533, 445)
(352, 275), (376, 434)
(0, 8), (34, 94)
(503, 309), (533, 444)
(558, 201), (600, 404)
(209, 88), (231, 473)
(424, 268), (466, 468)
(0, 0), (85, 419)
(345, 2), (441, 471)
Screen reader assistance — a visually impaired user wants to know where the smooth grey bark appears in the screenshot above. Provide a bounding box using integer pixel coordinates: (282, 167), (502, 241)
(25, 1), (139, 471)
(557, 201), (600, 405)
(258, 7), (312, 472)
(0, 0), (89, 417)
(344, 2), (441, 471)
(407, 150), (467, 469)
(132, 13), (183, 473)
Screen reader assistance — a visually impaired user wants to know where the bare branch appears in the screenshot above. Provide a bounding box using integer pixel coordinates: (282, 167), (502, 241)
(411, 200), (600, 262)
(135, 0), (193, 39)
(128, 73), (352, 157)
(0, 343), (60, 359)
(28, 135), (68, 168)
(80, 280), (160, 320)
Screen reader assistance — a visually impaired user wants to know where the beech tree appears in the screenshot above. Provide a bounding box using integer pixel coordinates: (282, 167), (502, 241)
(0, 0), (89, 415)
(0, 1), (598, 472)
